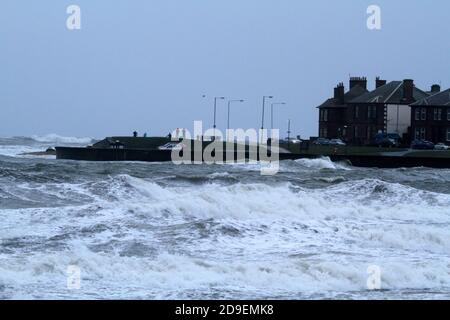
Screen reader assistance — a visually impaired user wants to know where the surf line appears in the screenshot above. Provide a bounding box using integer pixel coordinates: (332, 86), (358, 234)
(175, 304), (210, 318)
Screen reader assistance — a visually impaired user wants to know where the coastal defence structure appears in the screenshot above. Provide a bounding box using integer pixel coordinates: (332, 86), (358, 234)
(55, 135), (450, 169)
(56, 136), (293, 163)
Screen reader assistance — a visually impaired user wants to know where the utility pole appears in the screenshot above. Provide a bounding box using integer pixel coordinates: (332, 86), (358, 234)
(261, 96), (273, 143)
(213, 96), (225, 140)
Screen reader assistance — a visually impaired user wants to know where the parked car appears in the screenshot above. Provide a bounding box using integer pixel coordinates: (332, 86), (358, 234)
(371, 133), (401, 147)
(314, 138), (331, 145)
(434, 143), (450, 150)
(329, 139), (346, 146)
(411, 140), (435, 150)
(282, 138), (302, 144)
(158, 142), (184, 151)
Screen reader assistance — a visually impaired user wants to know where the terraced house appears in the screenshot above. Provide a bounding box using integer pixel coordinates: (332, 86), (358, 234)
(317, 77), (444, 145)
(317, 77), (369, 140)
(410, 87), (450, 143)
(346, 79), (429, 145)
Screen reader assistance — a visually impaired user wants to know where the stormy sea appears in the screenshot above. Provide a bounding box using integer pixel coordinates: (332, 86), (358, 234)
(0, 135), (449, 300)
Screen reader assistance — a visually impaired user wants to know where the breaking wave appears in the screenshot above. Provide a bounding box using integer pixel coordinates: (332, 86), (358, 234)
(30, 134), (94, 145)
(294, 157), (351, 170)
(0, 134), (94, 158)
(1, 172), (449, 299)
(2, 244), (449, 300)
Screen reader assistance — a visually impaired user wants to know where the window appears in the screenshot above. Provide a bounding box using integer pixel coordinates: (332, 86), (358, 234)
(415, 128), (426, 140)
(320, 127), (328, 138)
(367, 126), (377, 139)
(415, 108), (421, 121)
(434, 108), (442, 121)
(354, 126), (359, 138)
(320, 110), (328, 122)
(447, 128), (450, 142)
(421, 108), (427, 120)
(447, 109), (450, 121)
(368, 106), (377, 119)
(355, 106), (360, 119)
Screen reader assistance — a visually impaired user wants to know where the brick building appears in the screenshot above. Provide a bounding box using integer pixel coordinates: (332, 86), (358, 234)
(317, 77), (436, 145)
(317, 77), (368, 139)
(346, 79), (429, 145)
(410, 87), (450, 143)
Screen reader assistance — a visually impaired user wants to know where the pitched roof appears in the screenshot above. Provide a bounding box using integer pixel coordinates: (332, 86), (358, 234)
(411, 88), (450, 106)
(317, 85), (368, 109)
(349, 81), (429, 104)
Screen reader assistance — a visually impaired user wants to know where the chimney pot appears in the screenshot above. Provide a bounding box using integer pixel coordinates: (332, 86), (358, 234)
(334, 83), (345, 104)
(431, 84), (441, 93)
(349, 76), (367, 90)
(403, 79), (414, 102)
(376, 77), (387, 88)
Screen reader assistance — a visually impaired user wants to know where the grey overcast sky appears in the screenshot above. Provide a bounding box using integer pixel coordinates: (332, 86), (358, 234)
(1, 0), (450, 139)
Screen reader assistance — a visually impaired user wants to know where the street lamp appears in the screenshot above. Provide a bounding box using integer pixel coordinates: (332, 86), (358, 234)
(271, 102), (286, 131)
(261, 96), (274, 130)
(213, 96), (226, 139)
(261, 96), (273, 143)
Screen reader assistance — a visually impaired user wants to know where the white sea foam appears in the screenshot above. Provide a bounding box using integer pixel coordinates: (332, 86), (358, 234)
(1, 173), (450, 299)
(31, 134), (93, 145)
(295, 157), (351, 170)
(207, 172), (231, 178)
(0, 145), (38, 158)
(222, 157), (351, 173)
(1, 241), (449, 299)
(0, 134), (93, 157)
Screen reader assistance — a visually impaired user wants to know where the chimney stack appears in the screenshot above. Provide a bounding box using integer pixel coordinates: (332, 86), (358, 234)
(431, 84), (441, 94)
(334, 83), (345, 104)
(376, 77), (387, 88)
(402, 79), (414, 102)
(349, 77), (367, 90)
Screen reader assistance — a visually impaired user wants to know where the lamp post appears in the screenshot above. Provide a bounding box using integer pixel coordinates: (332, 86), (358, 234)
(213, 96), (226, 139)
(261, 96), (273, 143)
(271, 102), (286, 131)
(261, 96), (274, 130)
